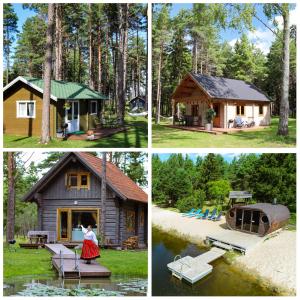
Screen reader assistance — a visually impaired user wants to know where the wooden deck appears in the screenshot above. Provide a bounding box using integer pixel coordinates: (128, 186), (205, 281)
(206, 230), (264, 254)
(45, 244), (111, 279)
(167, 125), (268, 135)
(66, 126), (127, 141)
(167, 247), (226, 284)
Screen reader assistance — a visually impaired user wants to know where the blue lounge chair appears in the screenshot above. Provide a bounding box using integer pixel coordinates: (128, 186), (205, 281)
(208, 208), (217, 220)
(195, 209), (209, 219)
(181, 208), (195, 217)
(201, 209), (210, 219)
(212, 212), (222, 221)
(186, 209), (202, 218)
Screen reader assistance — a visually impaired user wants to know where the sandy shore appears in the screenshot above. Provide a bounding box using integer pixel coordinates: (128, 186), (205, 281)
(152, 205), (296, 294)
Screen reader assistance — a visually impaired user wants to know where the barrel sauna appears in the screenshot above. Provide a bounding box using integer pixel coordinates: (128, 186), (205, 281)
(226, 203), (290, 236)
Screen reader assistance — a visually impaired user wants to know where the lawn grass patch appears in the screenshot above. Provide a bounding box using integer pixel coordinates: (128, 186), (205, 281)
(152, 117), (296, 148)
(4, 116), (148, 148)
(98, 249), (147, 277)
(3, 239), (147, 279)
(3, 242), (53, 279)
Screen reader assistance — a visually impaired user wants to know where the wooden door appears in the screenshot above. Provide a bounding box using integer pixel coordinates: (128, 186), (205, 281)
(213, 103), (220, 127)
(65, 101), (80, 133)
(57, 208), (71, 241)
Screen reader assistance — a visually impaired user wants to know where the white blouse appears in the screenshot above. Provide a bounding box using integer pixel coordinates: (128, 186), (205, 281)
(81, 225), (98, 245)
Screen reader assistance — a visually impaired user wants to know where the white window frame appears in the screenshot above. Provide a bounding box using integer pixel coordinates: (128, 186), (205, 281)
(90, 100), (98, 115)
(16, 100), (36, 118)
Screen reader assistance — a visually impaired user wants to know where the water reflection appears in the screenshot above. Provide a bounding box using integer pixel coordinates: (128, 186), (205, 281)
(152, 227), (278, 296)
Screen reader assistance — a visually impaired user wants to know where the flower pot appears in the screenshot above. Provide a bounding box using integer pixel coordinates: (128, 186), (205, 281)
(87, 130), (94, 136)
(205, 123), (213, 131)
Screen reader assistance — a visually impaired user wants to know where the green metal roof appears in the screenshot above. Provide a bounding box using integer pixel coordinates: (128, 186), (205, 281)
(23, 77), (108, 100)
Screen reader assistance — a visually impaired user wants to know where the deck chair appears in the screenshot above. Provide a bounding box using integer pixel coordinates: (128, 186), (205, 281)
(208, 208), (217, 220)
(195, 209), (209, 219)
(201, 209), (210, 220)
(234, 116), (244, 128)
(212, 212), (222, 221)
(181, 208), (195, 217)
(185, 209), (202, 218)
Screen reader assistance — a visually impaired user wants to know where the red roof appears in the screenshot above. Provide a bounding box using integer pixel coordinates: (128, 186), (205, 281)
(77, 152), (148, 203)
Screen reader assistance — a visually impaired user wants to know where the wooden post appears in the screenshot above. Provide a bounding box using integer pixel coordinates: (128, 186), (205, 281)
(100, 152), (107, 243)
(171, 99), (176, 125)
(36, 193), (43, 230)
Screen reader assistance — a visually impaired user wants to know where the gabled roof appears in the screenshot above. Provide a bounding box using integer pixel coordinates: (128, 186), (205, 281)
(3, 76), (108, 101)
(129, 96), (145, 103)
(181, 73), (270, 102)
(23, 152), (148, 203)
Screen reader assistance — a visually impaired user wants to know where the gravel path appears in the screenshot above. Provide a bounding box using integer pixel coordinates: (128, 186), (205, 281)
(152, 205), (296, 294)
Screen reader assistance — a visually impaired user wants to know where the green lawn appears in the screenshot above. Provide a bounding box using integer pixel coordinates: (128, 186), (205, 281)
(152, 118), (296, 148)
(3, 239), (147, 279)
(4, 116), (148, 148)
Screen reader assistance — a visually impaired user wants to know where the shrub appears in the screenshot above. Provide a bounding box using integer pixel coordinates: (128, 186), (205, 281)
(176, 189), (205, 212)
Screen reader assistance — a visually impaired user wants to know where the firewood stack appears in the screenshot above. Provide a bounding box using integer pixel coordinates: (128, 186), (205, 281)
(122, 236), (139, 249)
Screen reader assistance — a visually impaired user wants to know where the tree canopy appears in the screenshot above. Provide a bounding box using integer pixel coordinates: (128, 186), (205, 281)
(152, 153), (296, 213)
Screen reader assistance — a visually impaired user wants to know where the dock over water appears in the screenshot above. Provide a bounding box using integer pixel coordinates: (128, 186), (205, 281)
(206, 230), (264, 254)
(45, 244), (111, 279)
(167, 247), (226, 284)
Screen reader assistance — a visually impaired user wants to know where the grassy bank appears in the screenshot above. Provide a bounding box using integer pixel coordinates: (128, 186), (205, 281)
(152, 118), (296, 148)
(4, 116), (148, 148)
(3, 240), (147, 279)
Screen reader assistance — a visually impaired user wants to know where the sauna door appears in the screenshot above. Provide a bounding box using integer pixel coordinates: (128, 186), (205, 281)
(235, 209), (243, 230)
(242, 210), (251, 231)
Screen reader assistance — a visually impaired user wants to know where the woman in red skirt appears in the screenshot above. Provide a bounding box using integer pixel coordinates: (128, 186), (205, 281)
(80, 225), (100, 264)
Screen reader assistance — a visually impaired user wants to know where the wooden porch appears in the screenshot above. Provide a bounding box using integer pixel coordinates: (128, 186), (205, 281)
(167, 125), (268, 135)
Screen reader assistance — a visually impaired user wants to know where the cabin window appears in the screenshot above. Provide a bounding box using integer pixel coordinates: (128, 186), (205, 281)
(236, 105), (245, 116)
(90, 101), (98, 115)
(66, 172), (90, 190)
(17, 101), (36, 118)
(259, 105), (264, 115)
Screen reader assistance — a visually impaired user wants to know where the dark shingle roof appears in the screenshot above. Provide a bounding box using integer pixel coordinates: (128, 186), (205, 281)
(191, 73), (270, 102)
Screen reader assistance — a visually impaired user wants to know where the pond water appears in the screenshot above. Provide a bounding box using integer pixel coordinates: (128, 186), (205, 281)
(4, 275), (147, 296)
(152, 228), (279, 296)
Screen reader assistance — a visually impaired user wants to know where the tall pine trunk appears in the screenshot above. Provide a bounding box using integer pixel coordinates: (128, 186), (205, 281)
(55, 4), (63, 81)
(277, 7), (290, 136)
(6, 152), (15, 242)
(97, 23), (102, 93)
(192, 37), (198, 73)
(100, 152), (107, 243)
(41, 4), (54, 144)
(117, 4), (129, 126)
(136, 27), (140, 96)
(155, 43), (163, 124)
(5, 30), (10, 85)
(88, 4), (95, 90)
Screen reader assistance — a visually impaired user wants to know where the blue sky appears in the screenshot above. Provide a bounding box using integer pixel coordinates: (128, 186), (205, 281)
(155, 153), (260, 163)
(164, 3), (297, 54)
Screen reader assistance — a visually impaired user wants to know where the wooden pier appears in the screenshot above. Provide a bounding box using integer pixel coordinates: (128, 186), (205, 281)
(45, 244), (111, 279)
(167, 247), (226, 284)
(206, 230), (264, 254)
